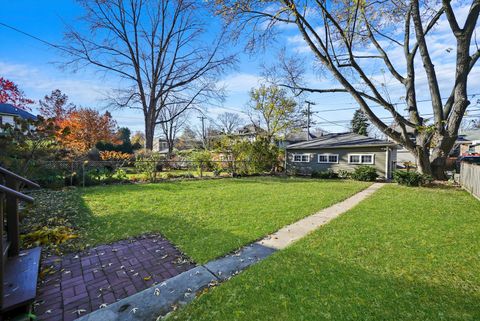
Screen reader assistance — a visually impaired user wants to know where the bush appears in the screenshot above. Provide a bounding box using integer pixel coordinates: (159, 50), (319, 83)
(33, 167), (66, 189)
(190, 151), (215, 172)
(337, 169), (351, 179)
(393, 170), (432, 186)
(135, 152), (163, 182)
(351, 166), (378, 181)
(311, 170), (338, 179)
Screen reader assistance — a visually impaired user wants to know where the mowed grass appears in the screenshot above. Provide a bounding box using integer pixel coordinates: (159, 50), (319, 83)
(78, 177), (370, 263)
(169, 185), (480, 321)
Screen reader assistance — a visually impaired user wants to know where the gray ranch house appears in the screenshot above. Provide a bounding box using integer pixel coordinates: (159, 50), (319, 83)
(286, 132), (398, 179)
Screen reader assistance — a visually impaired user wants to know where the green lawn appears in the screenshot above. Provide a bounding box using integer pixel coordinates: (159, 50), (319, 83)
(76, 177), (370, 263)
(169, 185), (480, 321)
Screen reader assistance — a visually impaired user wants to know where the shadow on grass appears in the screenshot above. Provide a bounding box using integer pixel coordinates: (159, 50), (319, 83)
(74, 195), (252, 263)
(180, 247), (480, 321)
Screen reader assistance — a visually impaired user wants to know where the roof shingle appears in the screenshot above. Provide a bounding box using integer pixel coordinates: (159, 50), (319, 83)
(0, 103), (37, 121)
(286, 132), (396, 149)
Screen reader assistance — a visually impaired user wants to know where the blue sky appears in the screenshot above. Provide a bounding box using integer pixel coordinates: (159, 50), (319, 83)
(1, 1), (479, 135)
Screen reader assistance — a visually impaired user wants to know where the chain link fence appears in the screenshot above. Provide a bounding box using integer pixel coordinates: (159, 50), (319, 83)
(26, 159), (279, 188)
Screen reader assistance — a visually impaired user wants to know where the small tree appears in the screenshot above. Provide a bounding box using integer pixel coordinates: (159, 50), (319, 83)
(0, 117), (59, 175)
(158, 104), (189, 157)
(131, 131), (145, 150)
(0, 78), (34, 109)
(248, 84), (299, 142)
(351, 109), (370, 136)
(58, 108), (118, 154)
(216, 112), (244, 134)
(39, 89), (76, 123)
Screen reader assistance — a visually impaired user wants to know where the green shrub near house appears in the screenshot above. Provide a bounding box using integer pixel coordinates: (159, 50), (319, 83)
(393, 170), (432, 186)
(351, 165), (378, 181)
(311, 170), (338, 179)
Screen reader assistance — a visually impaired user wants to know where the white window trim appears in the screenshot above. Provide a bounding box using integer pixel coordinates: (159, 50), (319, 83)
(317, 153), (339, 164)
(348, 153), (375, 165)
(292, 153), (310, 163)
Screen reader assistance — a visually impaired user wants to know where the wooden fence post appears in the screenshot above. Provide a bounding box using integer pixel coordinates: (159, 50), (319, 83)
(5, 176), (19, 256)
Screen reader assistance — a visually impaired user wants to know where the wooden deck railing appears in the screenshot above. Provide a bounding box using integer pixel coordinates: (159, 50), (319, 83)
(0, 166), (39, 312)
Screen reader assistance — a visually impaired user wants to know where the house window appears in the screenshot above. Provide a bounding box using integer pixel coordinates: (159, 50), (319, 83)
(348, 154), (375, 164)
(293, 154), (310, 162)
(318, 154), (339, 163)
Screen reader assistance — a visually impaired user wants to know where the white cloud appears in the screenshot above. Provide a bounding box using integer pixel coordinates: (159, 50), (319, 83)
(219, 73), (263, 93)
(0, 60), (112, 107)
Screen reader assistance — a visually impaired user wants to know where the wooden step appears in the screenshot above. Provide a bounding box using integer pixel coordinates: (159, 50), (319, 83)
(1, 247), (41, 313)
(2, 238), (10, 261)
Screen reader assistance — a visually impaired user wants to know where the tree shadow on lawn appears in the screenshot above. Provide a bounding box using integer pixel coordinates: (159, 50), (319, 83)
(182, 248), (480, 321)
(75, 196), (253, 263)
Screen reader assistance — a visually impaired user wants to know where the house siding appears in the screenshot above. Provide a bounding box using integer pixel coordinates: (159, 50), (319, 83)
(287, 146), (396, 178)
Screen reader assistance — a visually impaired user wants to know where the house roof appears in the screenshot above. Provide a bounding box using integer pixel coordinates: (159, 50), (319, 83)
(459, 129), (480, 142)
(236, 124), (265, 135)
(0, 103), (37, 121)
(286, 132), (397, 150)
(284, 131), (317, 142)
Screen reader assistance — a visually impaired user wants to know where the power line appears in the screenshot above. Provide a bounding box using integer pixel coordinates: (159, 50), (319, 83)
(312, 111), (480, 126)
(311, 93), (480, 113)
(0, 21), (66, 52)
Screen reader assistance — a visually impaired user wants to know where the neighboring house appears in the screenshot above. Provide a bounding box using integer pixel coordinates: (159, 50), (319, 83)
(390, 125), (480, 166)
(0, 103), (37, 133)
(232, 124), (265, 142)
(456, 129), (480, 155)
(286, 132), (398, 179)
(277, 131), (318, 149)
(153, 138), (170, 155)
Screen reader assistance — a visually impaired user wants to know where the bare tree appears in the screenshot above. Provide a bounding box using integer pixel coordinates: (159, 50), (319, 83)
(64, 0), (234, 149)
(214, 0), (480, 178)
(158, 103), (189, 157)
(215, 112), (244, 134)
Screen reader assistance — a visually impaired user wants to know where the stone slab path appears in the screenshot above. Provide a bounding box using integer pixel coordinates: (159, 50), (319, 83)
(35, 235), (195, 321)
(76, 183), (384, 321)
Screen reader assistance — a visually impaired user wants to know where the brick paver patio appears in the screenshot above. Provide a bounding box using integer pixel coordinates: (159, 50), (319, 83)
(34, 234), (196, 321)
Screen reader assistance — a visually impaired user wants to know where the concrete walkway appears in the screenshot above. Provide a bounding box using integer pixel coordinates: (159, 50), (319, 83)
(76, 183), (384, 321)
(259, 182), (385, 250)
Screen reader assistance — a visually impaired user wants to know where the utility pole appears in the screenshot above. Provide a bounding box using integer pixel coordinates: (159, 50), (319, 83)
(305, 100), (316, 141)
(198, 115), (207, 149)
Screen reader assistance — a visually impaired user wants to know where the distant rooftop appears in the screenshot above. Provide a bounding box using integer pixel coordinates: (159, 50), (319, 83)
(459, 129), (480, 142)
(0, 103), (37, 121)
(286, 132), (396, 149)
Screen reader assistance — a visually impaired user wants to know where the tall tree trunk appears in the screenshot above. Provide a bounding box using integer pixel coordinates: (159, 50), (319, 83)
(145, 113), (156, 150)
(167, 142), (174, 159)
(415, 146), (432, 176)
(430, 154), (447, 180)
(429, 135), (457, 180)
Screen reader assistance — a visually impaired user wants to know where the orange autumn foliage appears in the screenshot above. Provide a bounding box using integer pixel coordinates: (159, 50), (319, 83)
(99, 150), (131, 161)
(57, 108), (118, 153)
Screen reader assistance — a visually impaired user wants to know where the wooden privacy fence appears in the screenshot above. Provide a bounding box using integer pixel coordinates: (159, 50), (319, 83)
(460, 162), (480, 200)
